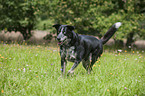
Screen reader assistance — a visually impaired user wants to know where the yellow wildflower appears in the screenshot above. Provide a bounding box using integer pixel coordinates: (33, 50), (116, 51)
(1, 89), (4, 93)
(93, 65), (96, 67)
(107, 89), (109, 92)
(1, 57), (4, 59)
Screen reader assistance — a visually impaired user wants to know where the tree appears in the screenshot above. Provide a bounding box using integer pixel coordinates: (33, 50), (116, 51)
(41, 0), (145, 47)
(0, 0), (39, 40)
(1, 0), (145, 44)
(121, 0), (145, 47)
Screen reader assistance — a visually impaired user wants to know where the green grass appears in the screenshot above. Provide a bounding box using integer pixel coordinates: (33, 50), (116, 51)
(0, 43), (145, 96)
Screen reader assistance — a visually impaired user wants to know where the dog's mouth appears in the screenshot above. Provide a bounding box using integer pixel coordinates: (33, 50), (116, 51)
(58, 41), (63, 45)
(58, 39), (67, 45)
(58, 38), (71, 46)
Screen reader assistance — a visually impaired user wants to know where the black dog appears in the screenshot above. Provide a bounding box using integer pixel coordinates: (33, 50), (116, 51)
(53, 22), (121, 75)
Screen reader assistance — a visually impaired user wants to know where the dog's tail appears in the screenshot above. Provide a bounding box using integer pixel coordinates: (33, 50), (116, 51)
(101, 22), (122, 44)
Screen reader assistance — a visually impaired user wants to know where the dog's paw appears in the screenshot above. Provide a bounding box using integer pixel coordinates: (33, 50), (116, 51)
(67, 70), (74, 76)
(115, 22), (122, 29)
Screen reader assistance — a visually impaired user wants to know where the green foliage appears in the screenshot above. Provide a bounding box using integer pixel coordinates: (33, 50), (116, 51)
(0, 0), (39, 40)
(39, 0), (145, 40)
(0, 0), (145, 41)
(0, 44), (145, 95)
(35, 19), (55, 33)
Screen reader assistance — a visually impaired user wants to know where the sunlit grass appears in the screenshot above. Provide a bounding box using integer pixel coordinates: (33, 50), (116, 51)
(0, 43), (145, 96)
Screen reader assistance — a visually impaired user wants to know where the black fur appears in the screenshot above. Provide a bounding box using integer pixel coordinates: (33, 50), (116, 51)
(53, 22), (121, 75)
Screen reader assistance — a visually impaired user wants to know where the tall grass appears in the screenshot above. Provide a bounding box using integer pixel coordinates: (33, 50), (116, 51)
(0, 43), (145, 96)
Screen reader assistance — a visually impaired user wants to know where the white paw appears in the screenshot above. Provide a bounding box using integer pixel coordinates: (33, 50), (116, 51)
(68, 70), (74, 74)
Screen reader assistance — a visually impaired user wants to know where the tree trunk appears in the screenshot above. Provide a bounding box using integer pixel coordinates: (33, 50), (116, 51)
(20, 24), (33, 40)
(22, 30), (32, 40)
(20, 27), (32, 40)
(126, 32), (134, 47)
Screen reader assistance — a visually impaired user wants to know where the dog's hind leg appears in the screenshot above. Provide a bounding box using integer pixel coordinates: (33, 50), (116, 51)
(91, 48), (103, 69)
(82, 57), (92, 74)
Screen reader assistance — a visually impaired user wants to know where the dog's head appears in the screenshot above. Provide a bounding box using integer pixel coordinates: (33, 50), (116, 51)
(53, 24), (76, 46)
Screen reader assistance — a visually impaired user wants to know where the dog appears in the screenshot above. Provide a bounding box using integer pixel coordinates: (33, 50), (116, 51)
(53, 22), (122, 75)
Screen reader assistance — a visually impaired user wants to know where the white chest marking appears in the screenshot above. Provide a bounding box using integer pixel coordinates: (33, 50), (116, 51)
(61, 46), (76, 62)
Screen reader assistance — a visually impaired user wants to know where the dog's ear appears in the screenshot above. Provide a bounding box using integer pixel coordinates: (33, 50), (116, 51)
(53, 24), (61, 30)
(67, 25), (75, 31)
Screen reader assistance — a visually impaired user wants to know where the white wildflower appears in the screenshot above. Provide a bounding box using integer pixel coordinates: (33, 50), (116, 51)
(118, 49), (122, 52)
(23, 68), (26, 72)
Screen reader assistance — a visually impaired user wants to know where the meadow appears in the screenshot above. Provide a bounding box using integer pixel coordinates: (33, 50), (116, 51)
(0, 43), (145, 96)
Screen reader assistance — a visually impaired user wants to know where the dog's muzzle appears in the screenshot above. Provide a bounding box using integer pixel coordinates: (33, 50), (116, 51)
(57, 32), (68, 45)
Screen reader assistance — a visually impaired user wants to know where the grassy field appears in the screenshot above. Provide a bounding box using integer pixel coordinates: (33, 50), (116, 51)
(0, 43), (145, 96)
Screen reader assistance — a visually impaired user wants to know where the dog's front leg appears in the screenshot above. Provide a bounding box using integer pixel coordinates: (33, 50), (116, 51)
(60, 47), (67, 76)
(61, 59), (67, 75)
(67, 47), (84, 75)
(67, 61), (80, 75)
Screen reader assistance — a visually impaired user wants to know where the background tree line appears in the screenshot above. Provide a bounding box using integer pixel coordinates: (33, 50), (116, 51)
(0, 0), (145, 47)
